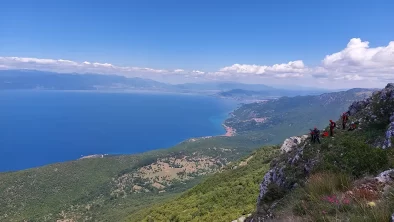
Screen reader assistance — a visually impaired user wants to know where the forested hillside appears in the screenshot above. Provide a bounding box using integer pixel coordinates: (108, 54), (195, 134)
(0, 136), (261, 222)
(127, 146), (279, 222)
(225, 88), (373, 141)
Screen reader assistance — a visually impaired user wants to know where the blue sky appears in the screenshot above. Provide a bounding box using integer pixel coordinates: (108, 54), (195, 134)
(1, 0), (394, 88)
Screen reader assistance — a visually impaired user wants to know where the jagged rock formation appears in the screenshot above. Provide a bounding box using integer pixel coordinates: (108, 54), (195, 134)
(376, 169), (394, 184)
(346, 83), (394, 149)
(255, 135), (312, 219)
(385, 121), (394, 148)
(247, 83), (394, 222)
(280, 135), (308, 153)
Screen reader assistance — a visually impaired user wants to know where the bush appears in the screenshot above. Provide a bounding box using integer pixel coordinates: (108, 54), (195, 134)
(263, 183), (286, 203)
(322, 136), (388, 177)
(340, 138), (388, 177)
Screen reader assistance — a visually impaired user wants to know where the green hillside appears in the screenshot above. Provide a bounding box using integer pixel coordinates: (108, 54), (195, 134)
(0, 136), (261, 222)
(225, 88), (373, 142)
(127, 146), (280, 222)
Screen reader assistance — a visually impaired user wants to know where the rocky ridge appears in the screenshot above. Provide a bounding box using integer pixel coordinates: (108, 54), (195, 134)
(247, 83), (394, 221)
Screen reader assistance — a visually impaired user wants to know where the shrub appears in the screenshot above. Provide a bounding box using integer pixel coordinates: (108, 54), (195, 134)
(263, 183), (286, 203)
(322, 136), (388, 177)
(340, 138), (388, 177)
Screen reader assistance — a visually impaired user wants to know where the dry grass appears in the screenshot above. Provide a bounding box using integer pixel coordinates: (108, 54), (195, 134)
(289, 172), (394, 222)
(305, 172), (351, 197)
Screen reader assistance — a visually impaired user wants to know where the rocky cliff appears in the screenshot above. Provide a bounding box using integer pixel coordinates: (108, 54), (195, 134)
(247, 83), (394, 222)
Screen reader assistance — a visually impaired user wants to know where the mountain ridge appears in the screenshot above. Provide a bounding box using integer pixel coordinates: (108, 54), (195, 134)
(246, 83), (394, 221)
(1, 70), (333, 98)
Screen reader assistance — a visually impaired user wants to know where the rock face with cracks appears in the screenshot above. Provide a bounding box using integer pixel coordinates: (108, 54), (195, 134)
(254, 135), (311, 220)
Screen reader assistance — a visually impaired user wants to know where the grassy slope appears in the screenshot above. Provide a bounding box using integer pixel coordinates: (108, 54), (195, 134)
(128, 146), (280, 222)
(250, 87), (394, 221)
(272, 129), (394, 221)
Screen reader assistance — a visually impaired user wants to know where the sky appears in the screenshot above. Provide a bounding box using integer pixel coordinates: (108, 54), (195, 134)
(1, 0), (394, 89)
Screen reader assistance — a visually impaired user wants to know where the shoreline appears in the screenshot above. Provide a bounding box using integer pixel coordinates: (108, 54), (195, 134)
(222, 124), (236, 137)
(78, 120), (237, 160)
(0, 92), (240, 172)
(78, 123), (237, 160)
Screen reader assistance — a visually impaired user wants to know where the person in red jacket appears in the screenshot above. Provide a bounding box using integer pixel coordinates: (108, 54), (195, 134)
(342, 112), (349, 130)
(329, 120), (336, 137)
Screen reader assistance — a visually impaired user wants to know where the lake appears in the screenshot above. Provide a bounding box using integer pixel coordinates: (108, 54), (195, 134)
(0, 91), (237, 172)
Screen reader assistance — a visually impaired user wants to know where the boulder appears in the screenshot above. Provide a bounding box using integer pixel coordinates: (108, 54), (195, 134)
(383, 122), (394, 149)
(390, 113), (394, 123)
(348, 100), (371, 115)
(379, 83), (394, 100)
(280, 135), (308, 153)
(375, 169), (394, 183)
(385, 83), (394, 90)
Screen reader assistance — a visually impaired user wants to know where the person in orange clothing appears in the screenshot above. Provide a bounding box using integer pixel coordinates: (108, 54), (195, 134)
(342, 112), (349, 130)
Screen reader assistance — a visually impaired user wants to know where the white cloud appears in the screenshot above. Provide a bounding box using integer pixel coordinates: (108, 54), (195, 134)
(217, 38), (393, 86)
(334, 74), (364, 81)
(191, 70), (205, 75)
(1, 38), (393, 89)
(320, 38), (394, 80)
(0, 56), (173, 77)
(219, 60), (307, 78)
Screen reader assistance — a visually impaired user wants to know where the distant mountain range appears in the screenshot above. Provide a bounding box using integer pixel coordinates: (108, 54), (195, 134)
(0, 70), (170, 91)
(216, 88), (330, 101)
(0, 70), (331, 98)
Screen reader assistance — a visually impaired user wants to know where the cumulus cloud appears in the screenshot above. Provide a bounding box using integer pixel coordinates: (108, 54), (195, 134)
(218, 38), (393, 85)
(219, 60), (307, 78)
(191, 70), (205, 75)
(334, 74), (364, 81)
(1, 38), (393, 88)
(319, 38), (394, 80)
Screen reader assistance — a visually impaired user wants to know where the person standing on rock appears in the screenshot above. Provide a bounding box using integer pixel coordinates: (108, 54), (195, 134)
(342, 112), (349, 130)
(313, 127), (321, 144)
(329, 120), (336, 137)
(310, 128), (316, 143)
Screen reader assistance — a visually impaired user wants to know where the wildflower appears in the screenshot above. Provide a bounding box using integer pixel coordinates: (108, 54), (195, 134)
(324, 195), (339, 204)
(342, 198), (350, 205)
(367, 201), (376, 207)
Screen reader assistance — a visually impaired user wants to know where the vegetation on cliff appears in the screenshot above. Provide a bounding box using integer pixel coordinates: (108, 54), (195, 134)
(247, 84), (394, 222)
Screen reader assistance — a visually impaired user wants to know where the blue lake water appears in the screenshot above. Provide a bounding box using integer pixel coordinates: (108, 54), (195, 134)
(0, 91), (238, 172)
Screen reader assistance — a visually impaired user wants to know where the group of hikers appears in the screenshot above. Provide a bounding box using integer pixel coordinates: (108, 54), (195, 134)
(310, 111), (358, 144)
